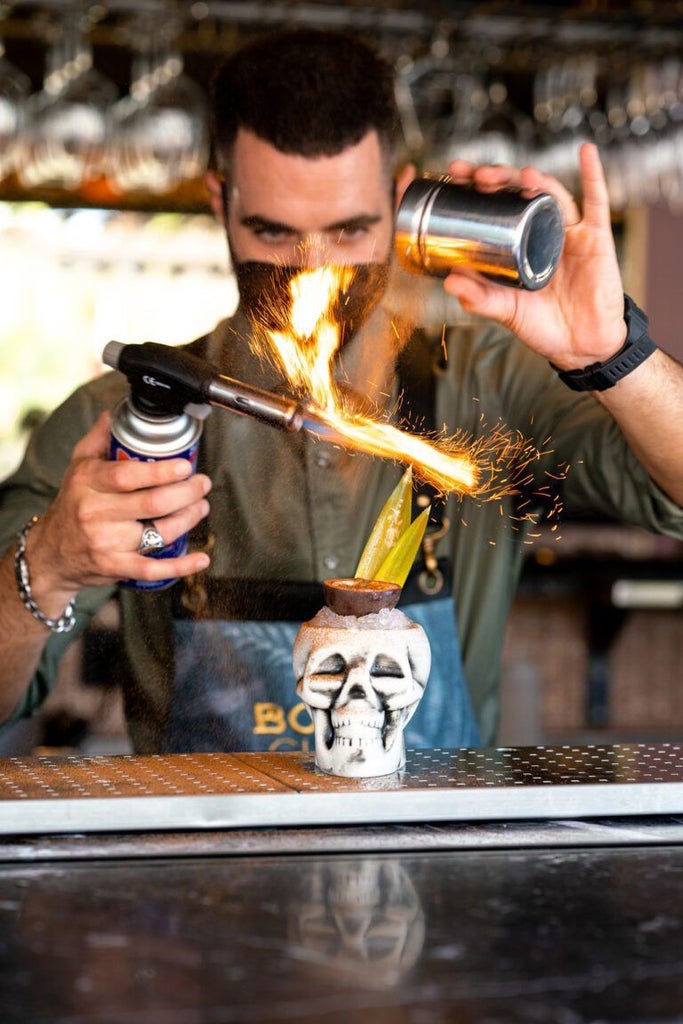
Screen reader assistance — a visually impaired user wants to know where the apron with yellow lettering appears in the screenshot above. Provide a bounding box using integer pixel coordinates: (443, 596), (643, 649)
(164, 565), (480, 753)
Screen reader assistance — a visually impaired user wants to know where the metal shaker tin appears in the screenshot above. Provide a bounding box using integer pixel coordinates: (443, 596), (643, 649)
(395, 175), (564, 290)
(110, 396), (203, 590)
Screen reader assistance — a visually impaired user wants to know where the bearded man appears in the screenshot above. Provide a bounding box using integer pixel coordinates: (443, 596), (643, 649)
(1, 30), (682, 753)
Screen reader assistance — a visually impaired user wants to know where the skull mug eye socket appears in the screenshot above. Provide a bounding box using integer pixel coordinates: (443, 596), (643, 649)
(370, 655), (404, 678)
(315, 654), (347, 675)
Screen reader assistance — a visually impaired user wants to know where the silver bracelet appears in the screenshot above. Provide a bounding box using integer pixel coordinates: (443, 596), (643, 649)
(14, 515), (76, 634)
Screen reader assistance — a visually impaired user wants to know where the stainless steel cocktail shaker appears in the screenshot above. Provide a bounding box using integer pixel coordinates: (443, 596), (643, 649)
(395, 175), (564, 290)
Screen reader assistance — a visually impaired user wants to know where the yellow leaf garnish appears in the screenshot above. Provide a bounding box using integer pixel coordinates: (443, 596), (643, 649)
(354, 467), (413, 581)
(374, 506), (431, 587)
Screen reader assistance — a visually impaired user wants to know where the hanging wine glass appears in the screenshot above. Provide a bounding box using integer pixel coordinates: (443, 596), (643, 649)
(428, 39), (533, 171)
(0, 39), (30, 182)
(528, 55), (599, 196)
(632, 59), (683, 210)
(428, 67), (493, 166)
(657, 58), (683, 209)
(17, 5), (117, 190)
(107, 13), (209, 195)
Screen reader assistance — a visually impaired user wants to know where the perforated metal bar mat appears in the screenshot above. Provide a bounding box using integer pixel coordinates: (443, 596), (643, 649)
(0, 742), (682, 836)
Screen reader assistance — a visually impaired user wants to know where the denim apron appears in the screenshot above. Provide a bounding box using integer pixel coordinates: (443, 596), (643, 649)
(161, 330), (481, 753)
(164, 569), (480, 754)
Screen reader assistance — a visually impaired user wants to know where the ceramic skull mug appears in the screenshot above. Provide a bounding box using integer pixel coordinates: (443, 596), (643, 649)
(293, 595), (431, 778)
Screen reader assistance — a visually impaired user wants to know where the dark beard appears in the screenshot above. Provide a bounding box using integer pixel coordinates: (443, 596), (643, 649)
(232, 259), (391, 344)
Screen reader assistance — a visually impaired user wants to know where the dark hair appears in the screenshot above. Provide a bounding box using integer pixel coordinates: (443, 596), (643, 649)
(210, 29), (399, 174)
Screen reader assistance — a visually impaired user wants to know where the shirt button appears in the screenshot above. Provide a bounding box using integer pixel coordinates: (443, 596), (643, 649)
(315, 451), (331, 468)
(323, 555), (339, 572)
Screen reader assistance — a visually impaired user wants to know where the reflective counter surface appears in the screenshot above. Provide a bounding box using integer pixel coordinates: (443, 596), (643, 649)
(0, 745), (682, 1023)
(1, 840), (682, 1023)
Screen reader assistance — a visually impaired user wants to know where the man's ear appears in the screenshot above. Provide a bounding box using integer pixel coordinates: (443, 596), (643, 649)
(395, 163), (417, 211)
(204, 171), (225, 224)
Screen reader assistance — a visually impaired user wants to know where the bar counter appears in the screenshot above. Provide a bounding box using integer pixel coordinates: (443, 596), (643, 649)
(1, 743), (682, 1023)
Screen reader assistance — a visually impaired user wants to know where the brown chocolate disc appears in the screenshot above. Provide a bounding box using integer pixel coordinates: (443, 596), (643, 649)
(323, 578), (402, 617)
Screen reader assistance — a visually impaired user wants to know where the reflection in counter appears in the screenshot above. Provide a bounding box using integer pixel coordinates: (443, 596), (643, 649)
(289, 859), (425, 988)
(0, 844), (682, 1022)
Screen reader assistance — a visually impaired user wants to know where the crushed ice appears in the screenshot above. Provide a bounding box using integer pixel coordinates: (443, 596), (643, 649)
(312, 606), (411, 630)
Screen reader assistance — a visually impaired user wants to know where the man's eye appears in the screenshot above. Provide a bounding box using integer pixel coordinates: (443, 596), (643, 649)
(336, 226), (368, 243)
(254, 227), (289, 243)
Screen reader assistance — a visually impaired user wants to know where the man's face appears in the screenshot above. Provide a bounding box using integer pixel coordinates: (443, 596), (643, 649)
(225, 127), (394, 268)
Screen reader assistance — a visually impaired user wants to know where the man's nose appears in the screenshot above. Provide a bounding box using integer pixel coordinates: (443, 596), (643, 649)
(295, 235), (330, 268)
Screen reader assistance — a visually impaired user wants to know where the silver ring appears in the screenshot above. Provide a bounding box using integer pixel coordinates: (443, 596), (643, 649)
(139, 520), (165, 556)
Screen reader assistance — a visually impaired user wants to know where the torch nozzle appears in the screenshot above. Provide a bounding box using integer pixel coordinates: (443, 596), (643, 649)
(103, 339), (332, 438)
(206, 376), (304, 432)
(208, 382), (353, 444)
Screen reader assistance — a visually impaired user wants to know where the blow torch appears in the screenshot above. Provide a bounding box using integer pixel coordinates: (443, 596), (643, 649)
(102, 339), (343, 442)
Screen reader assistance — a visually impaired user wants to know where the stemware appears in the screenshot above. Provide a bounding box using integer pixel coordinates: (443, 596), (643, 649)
(107, 14), (209, 195)
(17, 7), (116, 189)
(528, 55), (599, 196)
(0, 40), (30, 182)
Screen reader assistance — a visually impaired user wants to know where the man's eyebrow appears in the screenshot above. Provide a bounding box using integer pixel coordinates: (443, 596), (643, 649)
(240, 215), (296, 235)
(240, 213), (383, 234)
(325, 214), (383, 233)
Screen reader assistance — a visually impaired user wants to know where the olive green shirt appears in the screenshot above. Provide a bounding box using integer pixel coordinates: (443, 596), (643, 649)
(2, 304), (683, 748)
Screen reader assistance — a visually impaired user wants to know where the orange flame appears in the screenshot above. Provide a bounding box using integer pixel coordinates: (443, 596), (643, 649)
(250, 265), (540, 500)
(267, 266), (354, 410)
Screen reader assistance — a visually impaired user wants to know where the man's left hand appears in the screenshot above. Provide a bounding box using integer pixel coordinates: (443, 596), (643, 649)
(443, 142), (627, 371)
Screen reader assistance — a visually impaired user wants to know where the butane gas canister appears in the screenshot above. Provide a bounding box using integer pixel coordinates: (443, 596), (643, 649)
(109, 396), (204, 590)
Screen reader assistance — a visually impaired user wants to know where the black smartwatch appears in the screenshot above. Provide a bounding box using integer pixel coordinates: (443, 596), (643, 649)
(552, 294), (657, 392)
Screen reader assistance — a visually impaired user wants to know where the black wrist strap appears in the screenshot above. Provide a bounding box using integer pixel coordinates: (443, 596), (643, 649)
(552, 294), (657, 392)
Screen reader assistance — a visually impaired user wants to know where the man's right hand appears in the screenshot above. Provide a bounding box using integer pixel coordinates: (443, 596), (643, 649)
(23, 411), (212, 620)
